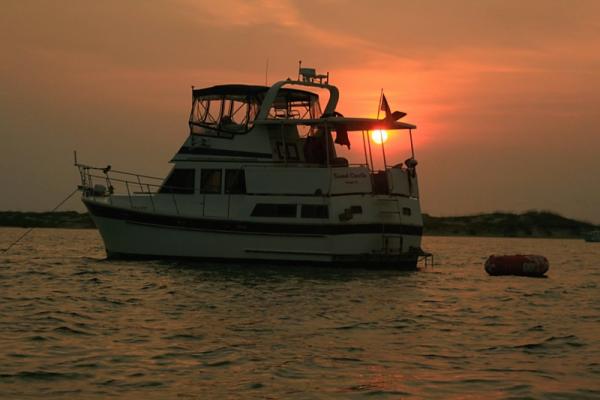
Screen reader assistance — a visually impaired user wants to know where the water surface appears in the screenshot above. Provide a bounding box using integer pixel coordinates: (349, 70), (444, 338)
(1, 228), (599, 399)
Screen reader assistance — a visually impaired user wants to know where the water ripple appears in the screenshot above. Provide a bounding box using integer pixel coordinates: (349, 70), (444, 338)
(0, 229), (599, 398)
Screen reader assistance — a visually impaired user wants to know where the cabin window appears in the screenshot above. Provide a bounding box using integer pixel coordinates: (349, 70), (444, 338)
(403, 207), (412, 216)
(206, 99), (222, 125)
(276, 143), (299, 161)
(301, 205), (328, 219)
(200, 169), (222, 194)
(225, 169), (246, 194)
(159, 169), (195, 194)
(251, 204), (297, 218)
(189, 94), (260, 136)
(229, 100), (250, 126)
(266, 92), (322, 120)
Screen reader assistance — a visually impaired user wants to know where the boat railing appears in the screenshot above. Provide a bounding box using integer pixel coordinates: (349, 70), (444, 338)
(76, 163), (186, 215)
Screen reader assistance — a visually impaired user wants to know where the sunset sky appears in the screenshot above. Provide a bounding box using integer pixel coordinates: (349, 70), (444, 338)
(1, 0), (599, 222)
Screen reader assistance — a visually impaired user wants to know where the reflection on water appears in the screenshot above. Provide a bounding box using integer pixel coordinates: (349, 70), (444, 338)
(1, 228), (599, 399)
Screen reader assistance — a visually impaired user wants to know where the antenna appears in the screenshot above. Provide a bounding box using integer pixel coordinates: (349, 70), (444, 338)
(376, 88), (383, 120)
(265, 58), (269, 85)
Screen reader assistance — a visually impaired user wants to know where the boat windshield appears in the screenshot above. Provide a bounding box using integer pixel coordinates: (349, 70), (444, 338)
(265, 90), (322, 120)
(189, 85), (321, 137)
(189, 94), (261, 136)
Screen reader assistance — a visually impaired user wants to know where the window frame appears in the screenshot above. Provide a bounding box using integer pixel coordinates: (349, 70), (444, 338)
(158, 168), (196, 195)
(224, 169), (246, 194)
(200, 169), (223, 194)
(189, 95), (258, 137)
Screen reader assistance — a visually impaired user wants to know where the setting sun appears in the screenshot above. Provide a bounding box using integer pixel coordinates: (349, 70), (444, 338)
(371, 129), (388, 144)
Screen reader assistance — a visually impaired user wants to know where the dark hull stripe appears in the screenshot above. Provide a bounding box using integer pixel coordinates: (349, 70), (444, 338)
(106, 251), (419, 270)
(177, 146), (273, 159)
(85, 201), (423, 236)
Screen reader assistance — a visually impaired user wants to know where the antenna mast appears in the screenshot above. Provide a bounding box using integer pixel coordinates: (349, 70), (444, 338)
(265, 58), (269, 85)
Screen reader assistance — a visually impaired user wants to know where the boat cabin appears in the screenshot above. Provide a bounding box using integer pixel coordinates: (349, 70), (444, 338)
(78, 69), (420, 216)
(164, 72), (421, 201)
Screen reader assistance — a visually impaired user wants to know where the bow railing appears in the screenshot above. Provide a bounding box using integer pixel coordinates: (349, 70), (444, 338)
(75, 163), (184, 215)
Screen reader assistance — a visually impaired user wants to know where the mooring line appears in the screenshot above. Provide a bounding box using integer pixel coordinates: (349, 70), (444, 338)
(1, 188), (80, 254)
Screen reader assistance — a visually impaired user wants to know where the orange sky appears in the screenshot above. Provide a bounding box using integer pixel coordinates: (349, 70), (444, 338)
(1, 0), (599, 222)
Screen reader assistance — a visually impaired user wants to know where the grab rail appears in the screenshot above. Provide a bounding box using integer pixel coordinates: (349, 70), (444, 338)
(76, 163), (185, 216)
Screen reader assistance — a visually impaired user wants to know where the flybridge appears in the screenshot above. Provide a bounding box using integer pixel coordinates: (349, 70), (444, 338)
(189, 84), (323, 136)
(186, 63), (416, 168)
(189, 63), (415, 129)
(188, 63), (336, 137)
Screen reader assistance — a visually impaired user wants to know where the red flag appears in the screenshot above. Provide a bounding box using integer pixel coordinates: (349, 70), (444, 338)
(380, 93), (391, 118)
(335, 127), (351, 149)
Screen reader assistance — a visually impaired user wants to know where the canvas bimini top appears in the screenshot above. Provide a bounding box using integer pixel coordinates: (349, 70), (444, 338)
(192, 84), (318, 101)
(189, 84), (324, 135)
(189, 80), (415, 139)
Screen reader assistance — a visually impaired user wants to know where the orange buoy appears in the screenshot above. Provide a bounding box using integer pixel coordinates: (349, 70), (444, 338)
(485, 255), (549, 277)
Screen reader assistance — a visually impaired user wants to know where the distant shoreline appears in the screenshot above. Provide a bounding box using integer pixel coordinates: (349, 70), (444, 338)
(0, 211), (597, 239)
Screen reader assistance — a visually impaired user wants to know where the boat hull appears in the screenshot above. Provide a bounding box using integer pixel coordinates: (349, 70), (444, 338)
(85, 201), (423, 269)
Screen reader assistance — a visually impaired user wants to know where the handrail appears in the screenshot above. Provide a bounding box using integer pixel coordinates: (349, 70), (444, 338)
(86, 173), (162, 190)
(75, 162), (163, 181)
(77, 164), (187, 217)
(85, 173), (193, 194)
(110, 169), (163, 181)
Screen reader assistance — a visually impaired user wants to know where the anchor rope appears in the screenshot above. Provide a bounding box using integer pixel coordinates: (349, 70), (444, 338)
(1, 188), (80, 254)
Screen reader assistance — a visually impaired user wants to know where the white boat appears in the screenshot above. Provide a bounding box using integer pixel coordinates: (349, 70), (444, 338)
(76, 66), (430, 268)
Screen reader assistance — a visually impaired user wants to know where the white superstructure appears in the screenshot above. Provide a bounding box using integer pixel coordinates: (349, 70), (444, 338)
(77, 67), (429, 268)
